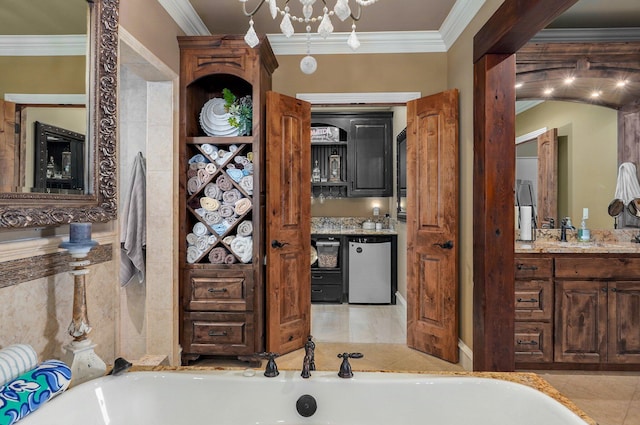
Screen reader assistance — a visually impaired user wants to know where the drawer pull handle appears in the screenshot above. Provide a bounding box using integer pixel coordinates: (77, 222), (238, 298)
(208, 330), (228, 337)
(208, 288), (228, 293)
(312, 289), (323, 293)
(517, 264), (538, 271)
(311, 275), (324, 280)
(516, 339), (538, 346)
(516, 297), (538, 303)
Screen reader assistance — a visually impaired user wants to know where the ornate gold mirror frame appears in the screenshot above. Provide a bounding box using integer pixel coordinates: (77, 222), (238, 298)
(0, 0), (118, 228)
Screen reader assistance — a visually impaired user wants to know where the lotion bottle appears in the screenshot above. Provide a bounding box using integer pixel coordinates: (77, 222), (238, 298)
(579, 208), (591, 241)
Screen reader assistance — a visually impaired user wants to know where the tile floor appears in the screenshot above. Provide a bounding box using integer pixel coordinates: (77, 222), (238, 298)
(194, 303), (640, 425)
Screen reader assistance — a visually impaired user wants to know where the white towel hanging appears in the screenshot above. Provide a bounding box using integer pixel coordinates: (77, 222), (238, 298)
(120, 152), (146, 286)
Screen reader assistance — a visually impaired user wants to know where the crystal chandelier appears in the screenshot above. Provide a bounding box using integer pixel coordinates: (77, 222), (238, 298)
(239, 0), (381, 74)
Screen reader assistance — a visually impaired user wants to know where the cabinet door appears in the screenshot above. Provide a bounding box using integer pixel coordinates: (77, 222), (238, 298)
(555, 280), (607, 363)
(347, 117), (392, 197)
(608, 281), (640, 363)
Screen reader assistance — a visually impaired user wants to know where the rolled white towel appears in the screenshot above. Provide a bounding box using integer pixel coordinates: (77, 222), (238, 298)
(187, 177), (200, 195)
(0, 344), (38, 387)
(239, 175), (253, 194)
(186, 246), (200, 264)
(201, 143), (218, 155)
(193, 222), (208, 237)
(186, 233), (198, 245)
(205, 163), (217, 175)
(196, 235), (210, 251)
(237, 220), (253, 237)
(204, 183), (222, 200)
(230, 236), (253, 263)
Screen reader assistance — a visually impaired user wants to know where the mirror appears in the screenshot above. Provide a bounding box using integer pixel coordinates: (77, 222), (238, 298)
(396, 127), (407, 221)
(516, 102), (619, 230)
(0, 0), (118, 227)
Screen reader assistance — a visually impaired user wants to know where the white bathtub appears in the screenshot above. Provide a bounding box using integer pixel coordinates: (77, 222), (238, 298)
(18, 369), (591, 425)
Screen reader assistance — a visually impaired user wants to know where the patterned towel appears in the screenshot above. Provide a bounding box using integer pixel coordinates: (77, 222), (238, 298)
(0, 345), (38, 387)
(0, 360), (71, 425)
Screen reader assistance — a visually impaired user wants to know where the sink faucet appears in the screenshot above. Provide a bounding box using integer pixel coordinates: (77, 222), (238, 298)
(560, 217), (575, 242)
(301, 335), (315, 378)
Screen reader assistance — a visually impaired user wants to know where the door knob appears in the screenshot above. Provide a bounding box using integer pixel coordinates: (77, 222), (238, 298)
(433, 240), (454, 249)
(271, 240), (289, 249)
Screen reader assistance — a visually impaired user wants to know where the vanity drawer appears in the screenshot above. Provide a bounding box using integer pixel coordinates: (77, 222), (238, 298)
(555, 257), (640, 279)
(515, 279), (553, 321)
(515, 322), (553, 363)
(183, 269), (253, 312)
(182, 312), (255, 355)
(514, 257), (552, 279)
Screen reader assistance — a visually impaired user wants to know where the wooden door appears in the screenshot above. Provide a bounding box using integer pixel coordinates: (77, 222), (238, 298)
(608, 281), (640, 363)
(555, 280), (607, 363)
(265, 91), (311, 355)
(537, 128), (558, 226)
(0, 100), (17, 192)
(406, 89), (459, 363)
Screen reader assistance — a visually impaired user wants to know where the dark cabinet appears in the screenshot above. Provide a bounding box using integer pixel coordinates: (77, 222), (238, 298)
(34, 121), (84, 192)
(311, 112), (392, 198)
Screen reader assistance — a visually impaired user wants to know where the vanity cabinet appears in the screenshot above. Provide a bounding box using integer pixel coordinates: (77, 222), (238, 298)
(515, 254), (640, 369)
(555, 257), (640, 365)
(311, 112), (392, 198)
(178, 35), (277, 364)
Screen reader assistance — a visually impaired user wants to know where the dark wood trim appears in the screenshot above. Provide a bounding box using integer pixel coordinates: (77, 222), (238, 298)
(0, 243), (112, 288)
(473, 54), (516, 371)
(473, 0), (578, 63)
(472, 0), (579, 371)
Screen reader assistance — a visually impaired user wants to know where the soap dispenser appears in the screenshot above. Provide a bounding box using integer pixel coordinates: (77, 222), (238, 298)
(578, 208), (591, 242)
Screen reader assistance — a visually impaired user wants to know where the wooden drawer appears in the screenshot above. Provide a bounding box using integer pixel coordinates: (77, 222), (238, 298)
(182, 312), (255, 355)
(555, 257), (640, 279)
(515, 322), (553, 363)
(183, 269), (253, 312)
(514, 257), (552, 279)
(515, 279), (553, 321)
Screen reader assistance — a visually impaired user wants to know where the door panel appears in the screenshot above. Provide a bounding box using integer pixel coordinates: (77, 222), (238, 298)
(406, 89), (459, 363)
(265, 91), (311, 355)
(0, 100), (17, 192)
(608, 281), (640, 363)
(537, 128), (558, 225)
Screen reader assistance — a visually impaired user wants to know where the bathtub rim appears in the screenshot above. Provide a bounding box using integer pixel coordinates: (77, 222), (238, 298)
(99, 366), (595, 425)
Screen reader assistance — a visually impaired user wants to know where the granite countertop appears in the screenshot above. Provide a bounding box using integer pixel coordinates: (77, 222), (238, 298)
(312, 228), (398, 236)
(516, 229), (640, 254)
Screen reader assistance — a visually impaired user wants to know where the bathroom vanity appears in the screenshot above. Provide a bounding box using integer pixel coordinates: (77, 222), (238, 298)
(515, 235), (640, 370)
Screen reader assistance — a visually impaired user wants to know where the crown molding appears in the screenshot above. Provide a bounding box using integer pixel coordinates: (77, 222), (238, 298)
(516, 127), (548, 145)
(296, 92), (422, 105)
(531, 27), (640, 43)
(157, 0), (210, 36)
(515, 100), (544, 115)
(163, 0), (481, 54)
(0, 35), (86, 56)
(440, 0), (486, 49)
(268, 31), (445, 55)
(3, 93), (86, 105)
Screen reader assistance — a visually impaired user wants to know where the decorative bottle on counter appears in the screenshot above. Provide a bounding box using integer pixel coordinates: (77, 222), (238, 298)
(312, 160), (321, 182)
(329, 149), (341, 182)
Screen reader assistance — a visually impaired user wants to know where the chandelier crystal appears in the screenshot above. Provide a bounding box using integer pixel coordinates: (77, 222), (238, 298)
(239, 0), (380, 74)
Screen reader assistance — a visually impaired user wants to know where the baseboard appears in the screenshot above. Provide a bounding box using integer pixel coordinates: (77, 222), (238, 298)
(395, 291), (407, 307)
(458, 340), (473, 371)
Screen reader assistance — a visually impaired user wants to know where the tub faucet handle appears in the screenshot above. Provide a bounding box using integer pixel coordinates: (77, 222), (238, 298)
(337, 352), (363, 378)
(108, 357), (132, 376)
(257, 352), (280, 377)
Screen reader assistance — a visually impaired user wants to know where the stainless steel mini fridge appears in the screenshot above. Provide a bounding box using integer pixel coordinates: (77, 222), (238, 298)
(348, 236), (392, 304)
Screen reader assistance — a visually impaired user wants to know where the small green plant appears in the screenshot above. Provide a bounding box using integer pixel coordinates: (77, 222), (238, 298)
(222, 88), (252, 136)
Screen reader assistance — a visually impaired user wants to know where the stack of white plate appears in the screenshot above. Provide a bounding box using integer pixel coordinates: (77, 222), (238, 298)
(199, 97), (239, 137)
